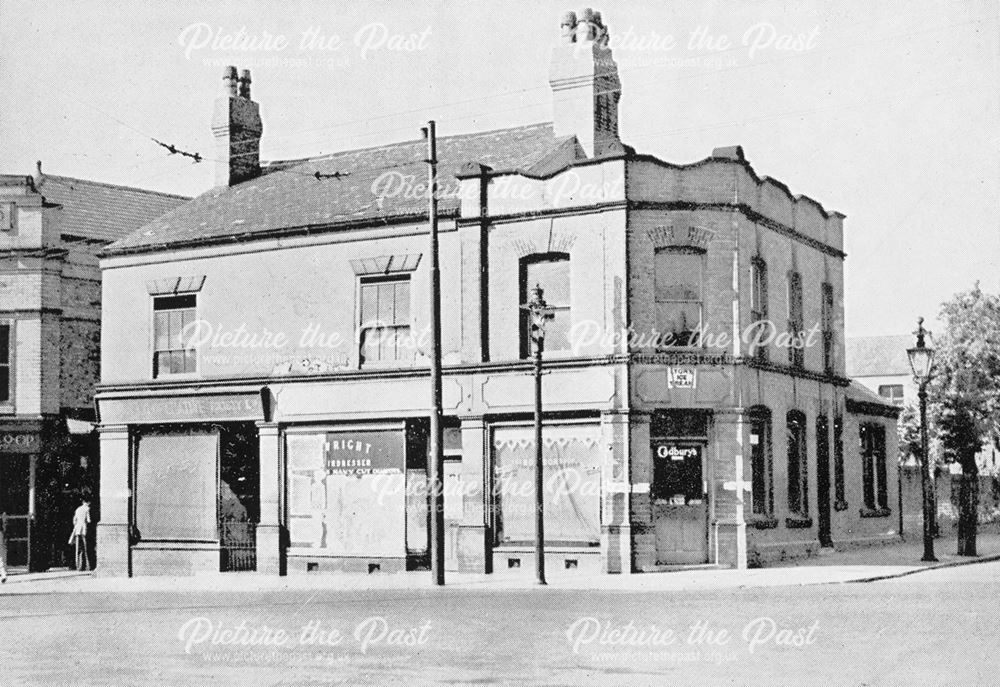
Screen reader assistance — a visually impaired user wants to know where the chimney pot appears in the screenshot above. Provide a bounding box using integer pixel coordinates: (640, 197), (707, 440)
(222, 65), (238, 96)
(213, 67), (262, 187)
(560, 11), (578, 43)
(550, 7), (623, 158)
(239, 69), (252, 99)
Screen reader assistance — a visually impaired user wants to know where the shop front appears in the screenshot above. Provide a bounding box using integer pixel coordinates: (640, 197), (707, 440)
(96, 391), (264, 576)
(0, 419), (96, 572)
(649, 409), (712, 565)
(283, 420), (430, 574)
(490, 421), (604, 574)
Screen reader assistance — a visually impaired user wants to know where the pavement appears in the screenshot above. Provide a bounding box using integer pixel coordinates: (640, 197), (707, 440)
(3, 529), (998, 595)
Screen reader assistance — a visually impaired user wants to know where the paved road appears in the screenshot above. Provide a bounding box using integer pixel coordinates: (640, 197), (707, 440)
(2, 562), (998, 686)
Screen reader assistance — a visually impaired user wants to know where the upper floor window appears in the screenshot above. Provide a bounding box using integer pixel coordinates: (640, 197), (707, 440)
(786, 271), (804, 368)
(878, 384), (904, 406)
(0, 322), (11, 404)
(655, 248), (703, 347)
(860, 422), (889, 512)
(359, 275), (413, 367)
(821, 282), (835, 374)
(153, 295), (197, 378)
(750, 258), (768, 361)
(520, 253), (570, 357)
(749, 407), (773, 517)
(786, 410), (809, 517)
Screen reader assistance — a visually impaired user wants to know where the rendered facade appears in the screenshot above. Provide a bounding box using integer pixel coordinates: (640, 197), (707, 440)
(95, 10), (900, 577)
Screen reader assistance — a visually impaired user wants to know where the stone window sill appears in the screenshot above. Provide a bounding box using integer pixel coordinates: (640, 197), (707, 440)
(749, 516), (779, 530)
(859, 507), (892, 519)
(785, 516), (813, 529)
(833, 499), (849, 512)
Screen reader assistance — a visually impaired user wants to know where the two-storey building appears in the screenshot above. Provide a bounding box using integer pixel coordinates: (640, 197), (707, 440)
(96, 9), (899, 577)
(0, 165), (186, 570)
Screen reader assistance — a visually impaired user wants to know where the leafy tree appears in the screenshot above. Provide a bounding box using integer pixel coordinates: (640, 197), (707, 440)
(928, 284), (1000, 556)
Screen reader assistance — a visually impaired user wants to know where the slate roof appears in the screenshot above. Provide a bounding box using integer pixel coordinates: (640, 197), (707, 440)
(845, 335), (915, 377)
(107, 123), (570, 254)
(37, 175), (189, 243)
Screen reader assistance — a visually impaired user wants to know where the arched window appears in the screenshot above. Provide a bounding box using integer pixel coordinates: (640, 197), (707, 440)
(520, 253), (571, 357)
(748, 406), (773, 517)
(655, 248), (704, 347)
(786, 410), (809, 516)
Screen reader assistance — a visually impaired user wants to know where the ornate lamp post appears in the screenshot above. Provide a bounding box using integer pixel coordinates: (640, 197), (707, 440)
(522, 285), (553, 585)
(907, 317), (937, 562)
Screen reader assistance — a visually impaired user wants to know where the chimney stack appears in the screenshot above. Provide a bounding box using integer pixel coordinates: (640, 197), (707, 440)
(549, 8), (624, 158)
(212, 65), (263, 187)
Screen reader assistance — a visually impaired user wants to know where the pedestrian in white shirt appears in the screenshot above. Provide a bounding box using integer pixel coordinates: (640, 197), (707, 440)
(69, 500), (91, 571)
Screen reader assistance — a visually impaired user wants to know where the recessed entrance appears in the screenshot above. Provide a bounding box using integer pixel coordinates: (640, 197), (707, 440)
(651, 410), (710, 566)
(0, 454), (32, 568)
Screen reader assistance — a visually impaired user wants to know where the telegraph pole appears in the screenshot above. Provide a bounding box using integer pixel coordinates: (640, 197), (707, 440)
(424, 120), (446, 585)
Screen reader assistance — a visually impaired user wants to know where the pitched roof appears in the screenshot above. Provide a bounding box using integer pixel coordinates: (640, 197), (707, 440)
(106, 123), (568, 254)
(845, 335), (915, 377)
(37, 175), (189, 243)
(845, 379), (902, 418)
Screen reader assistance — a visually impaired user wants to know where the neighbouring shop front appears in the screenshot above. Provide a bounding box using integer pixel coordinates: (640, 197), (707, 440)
(283, 419), (430, 574)
(0, 419), (96, 572)
(650, 409), (711, 566)
(490, 421), (604, 572)
(97, 392), (264, 576)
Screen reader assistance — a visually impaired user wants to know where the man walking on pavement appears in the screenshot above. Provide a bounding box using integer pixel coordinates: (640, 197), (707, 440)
(69, 499), (91, 571)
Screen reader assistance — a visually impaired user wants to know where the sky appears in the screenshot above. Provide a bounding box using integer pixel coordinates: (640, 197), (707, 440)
(1, 0), (997, 338)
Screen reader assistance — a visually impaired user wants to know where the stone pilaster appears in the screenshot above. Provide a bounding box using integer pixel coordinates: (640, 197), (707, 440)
(95, 424), (131, 577)
(256, 422), (283, 575)
(711, 410), (748, 569)
(601, 410), (632, 573)
(456, 416), (491, 573)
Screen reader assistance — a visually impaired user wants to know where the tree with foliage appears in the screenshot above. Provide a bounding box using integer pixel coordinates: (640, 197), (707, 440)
(928, 284), (1000, 556)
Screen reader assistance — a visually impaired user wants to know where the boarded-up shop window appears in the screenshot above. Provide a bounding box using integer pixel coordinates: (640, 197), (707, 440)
(286, 429), (407, 557)
(135, 431), (218, 541)
(493, 424), (601, 546)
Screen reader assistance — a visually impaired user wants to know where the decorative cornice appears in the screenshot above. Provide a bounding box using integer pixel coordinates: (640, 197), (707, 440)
(629, 200), (845, 259)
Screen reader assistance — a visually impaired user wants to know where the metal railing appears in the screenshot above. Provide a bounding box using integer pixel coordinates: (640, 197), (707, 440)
(219, 520), (256, 572)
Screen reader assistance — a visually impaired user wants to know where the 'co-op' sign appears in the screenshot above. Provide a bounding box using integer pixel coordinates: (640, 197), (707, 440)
(0, 433), (37, 451)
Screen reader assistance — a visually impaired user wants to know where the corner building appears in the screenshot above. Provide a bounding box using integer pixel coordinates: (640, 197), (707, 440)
(96, 11), (900, 577)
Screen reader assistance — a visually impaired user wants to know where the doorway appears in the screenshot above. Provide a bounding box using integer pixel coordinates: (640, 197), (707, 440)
(816, 415), (832, 547)
(0, 454), (32, 568)
(219, 424), (259, 572)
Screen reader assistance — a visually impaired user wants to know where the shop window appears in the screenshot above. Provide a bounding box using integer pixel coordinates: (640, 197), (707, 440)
(655, 248), (703, 347)
(492, 424), (601, 546)
(878, 384), (904, 406)
(749, 407), (773, 517)
(821, 282), (835, 374)
(833, 415), (847, 509)
(860, 422), (889, 512)
(0, 322), (11, 404)
(786, 410), (809, 517)
(749, 258), (768, 361)
(359, 276), (413, 367)
(520, 253), (571, 357)
(286, 428), (408, 555)
(152, 294), (197, 377)
(134, 430), (218, 541)
(786, 271), (804, 368)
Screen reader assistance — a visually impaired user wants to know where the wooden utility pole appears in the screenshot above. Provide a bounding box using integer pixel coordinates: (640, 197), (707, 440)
(424, 120), (446, 585)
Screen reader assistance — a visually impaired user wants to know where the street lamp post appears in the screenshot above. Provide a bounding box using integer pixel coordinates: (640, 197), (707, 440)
(522, 285), (553, 585)
(907, 317), (937, 563)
